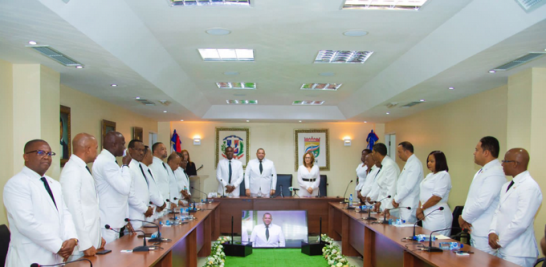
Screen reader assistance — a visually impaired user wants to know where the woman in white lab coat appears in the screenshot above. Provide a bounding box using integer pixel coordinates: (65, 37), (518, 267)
(417, 150), (453, 236)
(355, 149), (371, 199)
(298, 152), (321, 197)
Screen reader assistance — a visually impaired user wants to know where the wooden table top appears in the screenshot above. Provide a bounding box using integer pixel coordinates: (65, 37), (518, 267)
(210, 196), (345, 201)
(66, 202), (220, 267)
(329, 202), (521, 267)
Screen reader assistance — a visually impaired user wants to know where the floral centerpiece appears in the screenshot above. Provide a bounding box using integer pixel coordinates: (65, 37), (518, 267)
(321, 234), (354, 267)
(203, 236), (231, 267)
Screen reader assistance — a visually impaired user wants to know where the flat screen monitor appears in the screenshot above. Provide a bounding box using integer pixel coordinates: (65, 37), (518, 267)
(241, 210), (308, 248)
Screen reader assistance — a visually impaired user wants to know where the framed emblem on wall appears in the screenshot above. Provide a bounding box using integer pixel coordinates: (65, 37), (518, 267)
(295, 129), (330, 171)
(216, 127), (250, 168)
(60, 105), (71, 167)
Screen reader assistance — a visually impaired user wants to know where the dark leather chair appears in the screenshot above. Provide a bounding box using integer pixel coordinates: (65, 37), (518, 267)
(319, 175), (328, 197)
(0, 224), (10, 266)
(273, 174), (292, 197)
(535, 258), (545, 267)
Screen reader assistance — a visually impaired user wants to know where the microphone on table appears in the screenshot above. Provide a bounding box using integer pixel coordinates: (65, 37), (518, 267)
(125, 218), (170, 243)
(404, 207), (445, 241)
(289, 187), (300, 197)
(191, 186), (208, 202)
(106, 224), (155, 252)
(220, 179), (227, 198)
(379, 206), (411, 224)
(422, 227), (460, 252)
(340, 180), (354, 203)
(280, 185), (284, 198)
(30, 258), (93, 267)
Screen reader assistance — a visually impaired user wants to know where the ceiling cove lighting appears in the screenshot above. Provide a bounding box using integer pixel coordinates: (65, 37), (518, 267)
(343, 0), (429, 11)
(198, 49), (254, 61)
(293, 100), (325, 105)
(226, 100), (258, 104)
(171, 0), (250, 6)
(301, 83), (342, 91)
(217, 82), (256, 89)
(314, 50), (373, 64)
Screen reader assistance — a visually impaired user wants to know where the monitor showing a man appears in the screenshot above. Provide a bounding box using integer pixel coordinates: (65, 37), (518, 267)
(250, 213), (285, 248)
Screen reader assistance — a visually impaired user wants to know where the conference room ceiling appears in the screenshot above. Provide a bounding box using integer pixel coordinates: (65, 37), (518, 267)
(1, 0), (546, 123)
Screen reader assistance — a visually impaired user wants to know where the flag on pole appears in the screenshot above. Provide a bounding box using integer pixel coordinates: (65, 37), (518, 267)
(171, 129), (182, 153)
(366, 130), (379, 150)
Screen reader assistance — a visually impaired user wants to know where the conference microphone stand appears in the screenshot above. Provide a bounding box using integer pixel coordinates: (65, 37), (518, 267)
(191, 186), (208, 202)
(280, 185), (284, 198)
(404, 207), (445, 241)
(339, 180), (354, 203)
(125, 218), (171, 243)
(377, 206), (411, 224)
(422, 227), (460, 252)
(30, 258), (93, 267)
(105, 225), (156, 251)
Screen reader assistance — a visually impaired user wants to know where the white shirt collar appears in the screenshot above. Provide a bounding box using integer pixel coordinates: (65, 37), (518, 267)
(100, 149), (116, 161)
(69, 154), (87, 168)
(22, 166), (44, 179)
(482, 159), (500, 170)
(513, 170), (528, 183)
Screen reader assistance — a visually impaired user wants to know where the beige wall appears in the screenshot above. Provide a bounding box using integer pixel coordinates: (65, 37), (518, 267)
(0, 60), (14, 225)
(385, 85), (508, 208)
(60, 84), (158, 154)
(169, 121), (378, 198)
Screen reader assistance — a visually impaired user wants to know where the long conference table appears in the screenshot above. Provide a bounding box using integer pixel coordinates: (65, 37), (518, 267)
(64, 199), (521, 267)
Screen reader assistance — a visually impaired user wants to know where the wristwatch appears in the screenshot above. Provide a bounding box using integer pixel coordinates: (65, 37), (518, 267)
(73, 238), (79, 245)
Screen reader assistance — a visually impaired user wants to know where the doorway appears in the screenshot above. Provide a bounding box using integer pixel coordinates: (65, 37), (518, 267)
(384, 133), (396, 158)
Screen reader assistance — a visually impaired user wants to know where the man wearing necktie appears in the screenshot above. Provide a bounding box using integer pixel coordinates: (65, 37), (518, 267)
(4, 139), (78, 266)
(245, 148), (277, 198)
(60, 133), (106, 258)
(488, 148), (542, 267)
(458, 136), (506, 254)
(127, 139), (154, 229)
(141, 146), (166, 220)
(250, 213), (285, 247)
(217, 147), (244, 197)
(150, 142), (178, 213)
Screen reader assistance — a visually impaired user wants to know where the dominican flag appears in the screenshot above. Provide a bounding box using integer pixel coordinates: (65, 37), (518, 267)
(171, 129), (182, 153)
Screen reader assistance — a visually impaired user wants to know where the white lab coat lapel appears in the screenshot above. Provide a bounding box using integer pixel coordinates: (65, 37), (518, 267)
(34, 176), (60, 218)
(500, 179), (517, 204)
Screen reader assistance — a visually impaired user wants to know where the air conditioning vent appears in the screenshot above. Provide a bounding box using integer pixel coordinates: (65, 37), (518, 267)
(401, 101), (423, 108)
(136, 99), (156, 106)
(27, 45), (83, 67)
(493, 52), (546, 71)
(386, 102), (398, 108)
(515, 0), (546, 12)
(158, 100), (171, 106)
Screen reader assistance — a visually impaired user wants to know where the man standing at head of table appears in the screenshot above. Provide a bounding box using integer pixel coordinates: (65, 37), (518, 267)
(369, 142), (400, 212)
(245, 148), (277, 198)
(217, 146), (244, 197)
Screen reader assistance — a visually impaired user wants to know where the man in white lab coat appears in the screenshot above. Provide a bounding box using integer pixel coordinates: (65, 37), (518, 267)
(458, 136), (506, 254)
(217, 147), (244, 197)
(4, 139), (78, 266)
(359, 154), (380, 203)
(388, 142), (423, 223)
(250, 213), (285, 247)
(489, 148), (542, 267)
(169, 152), (191, 205)
(141, 146), (166, 220)
(370, 143), (400, 212)
(60, 133), (105, 258)
(127, 139), (154, 229)
(245, 148), (277, 197)
(93, 132), (134, 243)
(150, 142), (178, 211)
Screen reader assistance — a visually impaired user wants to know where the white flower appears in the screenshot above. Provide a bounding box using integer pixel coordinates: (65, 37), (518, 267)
(336, 263), (343, 267)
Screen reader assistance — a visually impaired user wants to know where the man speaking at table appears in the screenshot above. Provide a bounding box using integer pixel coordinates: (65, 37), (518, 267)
(250, 213), (285, 247)
(245, 148), (277, 198)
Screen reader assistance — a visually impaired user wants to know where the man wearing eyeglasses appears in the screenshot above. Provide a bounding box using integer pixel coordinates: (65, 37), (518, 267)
(488, 148), (542, 267)
(458, 136), (506, 254)
(3, 139), (78, 267)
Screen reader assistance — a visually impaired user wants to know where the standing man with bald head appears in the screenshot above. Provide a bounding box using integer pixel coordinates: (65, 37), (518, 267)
(93, 131), (133, 243)
(150, 142), (175, 212)
(245, 148), (277, 198)
(60, 133), (105, 258)
(4, 140), (77, 266)
(489, 148), (542, 267)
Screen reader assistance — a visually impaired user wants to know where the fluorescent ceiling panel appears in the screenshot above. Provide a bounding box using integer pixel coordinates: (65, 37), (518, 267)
(217, 82), (256, 89)
(292, 100), (325, 105)
(301, 83), (342, 91)
(171, 0), (250, 6)
(198, 49), (254, 61)
(343, 0), (428, 10)
(314, 50), (373, 64)
(226, 99), (258, 104)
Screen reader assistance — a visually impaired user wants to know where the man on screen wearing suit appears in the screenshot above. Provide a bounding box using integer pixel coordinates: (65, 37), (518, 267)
(489, 148), (542, 267)
(217, 147), (244, 197)
(60, 133), (105, 258)
(458, 136), (506, 254)
(4, 140), (78, 266)
(250, 213), (285, 247)
(245, 148), (277, 198)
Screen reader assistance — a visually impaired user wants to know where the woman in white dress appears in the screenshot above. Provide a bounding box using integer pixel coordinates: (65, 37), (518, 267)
(417, 150), (453, 236)
(298, 152), (321, 197)
(355, 149), (372, 201)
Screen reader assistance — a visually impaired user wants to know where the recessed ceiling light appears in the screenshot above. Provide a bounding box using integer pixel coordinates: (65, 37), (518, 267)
(299, 120), (302, 123)
(246, 120), (250, 122)
(163, 110), (167, 113)
(343, 0), (429, 10)
(315, 50), (373, 64)
(448, 87), (455, 90)
(226, 99), (258, 105)
(343, 30), (368, 37)
(206, 28), (231, 35)
(319, 72), (335, 76)
(111, 84), (117, 87)
(224, 71), (239, 76)
(28, 41), (37, 45)
(386, 112), (390, 115)
(171, 0), (250, 6)
(420, 99), (425, 102)
(198, 49), (254, 61)
(217, 82), (256, 90)
(75, 65), (83, 69)
(301, 83), (342, 91)
(135, 96), (141, 100)
(180, 120), (184, 121)
(489, 70), (496, 73)
(364, 121), (367, 123)
(293, 100), (325, 105)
